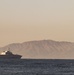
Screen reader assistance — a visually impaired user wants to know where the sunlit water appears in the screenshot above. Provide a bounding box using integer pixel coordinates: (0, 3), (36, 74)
(0, 59), (74, 75)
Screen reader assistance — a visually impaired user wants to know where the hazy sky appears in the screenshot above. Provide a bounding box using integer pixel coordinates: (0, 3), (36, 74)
(0, 0), (74, 46)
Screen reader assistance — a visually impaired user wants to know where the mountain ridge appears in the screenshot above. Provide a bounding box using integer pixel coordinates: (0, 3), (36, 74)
(0, 40), (74, 59)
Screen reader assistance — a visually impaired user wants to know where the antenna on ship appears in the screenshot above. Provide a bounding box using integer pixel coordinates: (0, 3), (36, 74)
(8, 47), (11, 51)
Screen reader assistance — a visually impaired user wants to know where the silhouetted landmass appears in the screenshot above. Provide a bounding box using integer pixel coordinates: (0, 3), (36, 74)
(0, 40), (74, 59)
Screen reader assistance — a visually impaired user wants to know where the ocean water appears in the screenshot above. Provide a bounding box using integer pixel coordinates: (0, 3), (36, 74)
(0, 59), (74, 75)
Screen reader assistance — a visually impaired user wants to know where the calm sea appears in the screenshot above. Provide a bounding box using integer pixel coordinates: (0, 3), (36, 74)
(0, 59), (74, 75)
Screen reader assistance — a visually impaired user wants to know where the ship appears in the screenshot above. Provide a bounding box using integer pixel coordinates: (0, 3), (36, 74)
(0, 50), (22, 59)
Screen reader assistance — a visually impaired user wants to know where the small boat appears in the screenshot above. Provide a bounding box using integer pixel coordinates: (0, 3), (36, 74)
(0, 50), (22, 59)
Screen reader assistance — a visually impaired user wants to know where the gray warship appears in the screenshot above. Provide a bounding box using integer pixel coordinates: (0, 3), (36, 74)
(0, 50), (22, 59)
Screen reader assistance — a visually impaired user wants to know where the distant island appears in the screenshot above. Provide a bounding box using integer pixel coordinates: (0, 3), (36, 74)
(0, 40), (74, 59)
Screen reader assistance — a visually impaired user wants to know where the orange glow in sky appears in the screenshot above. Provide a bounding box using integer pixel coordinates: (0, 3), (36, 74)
(0, 0), (74, 46)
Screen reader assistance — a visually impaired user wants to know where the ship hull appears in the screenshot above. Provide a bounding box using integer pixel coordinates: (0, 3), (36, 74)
(0, 55), (22, 59)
